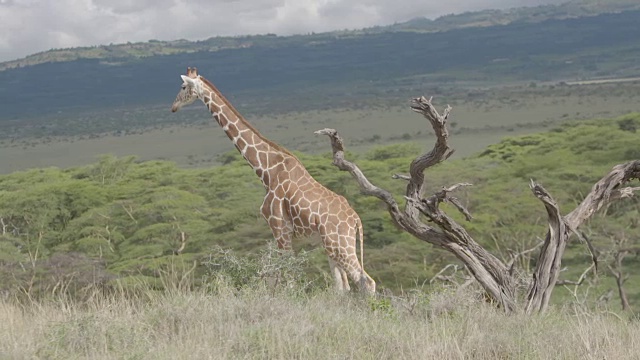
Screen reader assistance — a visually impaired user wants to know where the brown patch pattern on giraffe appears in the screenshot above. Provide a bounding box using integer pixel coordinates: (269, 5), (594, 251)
(171, 67), (375, 294)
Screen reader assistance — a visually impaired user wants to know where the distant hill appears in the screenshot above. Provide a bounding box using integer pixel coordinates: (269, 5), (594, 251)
(1, 0), (638, 72)
(0, 1), (639, 142)
(387, 0), (640, 32)
(1, 10), (639, 121)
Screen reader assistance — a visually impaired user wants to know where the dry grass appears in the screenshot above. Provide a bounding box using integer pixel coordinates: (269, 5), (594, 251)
(2, 282), (639, 360)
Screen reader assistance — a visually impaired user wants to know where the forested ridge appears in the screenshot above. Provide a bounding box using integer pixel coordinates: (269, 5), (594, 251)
(1, 113), (639, 303)
(3, 0), (638, 72)
(1, 10), (639, 123)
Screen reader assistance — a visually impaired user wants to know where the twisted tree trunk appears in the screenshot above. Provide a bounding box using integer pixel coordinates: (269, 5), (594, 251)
(315, 96), (640, 314)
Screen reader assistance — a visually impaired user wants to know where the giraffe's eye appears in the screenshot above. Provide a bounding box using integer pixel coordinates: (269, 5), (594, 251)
(181, 85), (186, 90)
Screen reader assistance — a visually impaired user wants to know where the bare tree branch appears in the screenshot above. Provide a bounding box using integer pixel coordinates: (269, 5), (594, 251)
(429, 264), (460, 284)
(315, 95), (640, 315)
(526, 161), (639, 313)
(391, 174), (412, 181)
(406, 97), (454, 218)
(315, 100), (517, 312)
(597, 289), (614, 305)
(174, 231), (188, 255)
(565, 161), (640, 228)
(171, 218), (188, 255)
(0, 217), (7, 236)
(506, 241), (544, 274)
(557, 263), (595, 286)
(422, 183), (474, 221)
(430, 263), (474, 289)
(607, 236), (632, 311)
(313, 128), (399, 209)
(120, 202), (138, 224)
(559, 262), (597, 306)
(572, 230), (599, 273)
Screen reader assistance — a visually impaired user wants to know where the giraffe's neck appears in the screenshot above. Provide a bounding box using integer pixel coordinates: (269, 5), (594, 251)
(197, 77), (299, 187)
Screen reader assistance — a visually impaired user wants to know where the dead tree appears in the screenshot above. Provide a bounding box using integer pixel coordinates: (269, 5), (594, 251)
(609, 249), (631, 311)
(315, 96), (640, 314)
(605, 235), (639, 312)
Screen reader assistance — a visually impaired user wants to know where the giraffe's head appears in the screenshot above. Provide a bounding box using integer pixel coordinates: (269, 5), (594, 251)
(171, 67), (202, 112)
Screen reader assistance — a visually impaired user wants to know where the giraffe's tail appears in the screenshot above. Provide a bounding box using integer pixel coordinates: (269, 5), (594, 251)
(357, 217), (365, 275)
(357, 216), (376, 294)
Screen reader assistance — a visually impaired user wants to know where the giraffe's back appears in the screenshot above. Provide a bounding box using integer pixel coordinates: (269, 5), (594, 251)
(284, 177), (359, 238)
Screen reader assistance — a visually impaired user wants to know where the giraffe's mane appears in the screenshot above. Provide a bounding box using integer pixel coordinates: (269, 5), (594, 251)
(199, 76), (300, 160)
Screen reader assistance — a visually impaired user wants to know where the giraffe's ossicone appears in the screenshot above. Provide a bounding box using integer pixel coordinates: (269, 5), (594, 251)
(171, 67), (375, 294)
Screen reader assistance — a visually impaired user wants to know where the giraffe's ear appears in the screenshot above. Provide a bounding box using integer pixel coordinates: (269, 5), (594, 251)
(180, 75), (195, 86)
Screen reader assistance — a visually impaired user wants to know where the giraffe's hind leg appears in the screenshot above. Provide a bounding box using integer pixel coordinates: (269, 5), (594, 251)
(328, 257), (351, 291)
(320, 226), (359, 292)
(321, 222), (375, 294)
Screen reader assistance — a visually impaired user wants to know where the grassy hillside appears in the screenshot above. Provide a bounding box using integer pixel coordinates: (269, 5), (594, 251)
(1, 113), (638, 307)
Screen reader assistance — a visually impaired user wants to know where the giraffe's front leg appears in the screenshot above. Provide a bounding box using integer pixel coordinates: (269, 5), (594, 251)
(261, 195), (293, 250)
(269, 220), (294, 251)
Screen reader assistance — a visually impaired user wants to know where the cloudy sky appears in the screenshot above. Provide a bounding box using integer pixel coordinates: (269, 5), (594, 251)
(0, 0), (564, 62)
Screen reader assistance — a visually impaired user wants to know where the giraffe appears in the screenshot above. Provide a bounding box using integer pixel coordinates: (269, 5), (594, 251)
(171, 67), (375, 294)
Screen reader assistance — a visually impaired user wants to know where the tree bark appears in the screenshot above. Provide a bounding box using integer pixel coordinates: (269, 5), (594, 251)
(524, 182), (568, 314)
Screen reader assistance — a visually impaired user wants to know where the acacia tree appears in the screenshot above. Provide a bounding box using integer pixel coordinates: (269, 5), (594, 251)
(315, 96), (640, 314)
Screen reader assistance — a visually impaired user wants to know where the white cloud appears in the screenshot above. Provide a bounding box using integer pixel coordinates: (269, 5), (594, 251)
(0, 0), (563, 62)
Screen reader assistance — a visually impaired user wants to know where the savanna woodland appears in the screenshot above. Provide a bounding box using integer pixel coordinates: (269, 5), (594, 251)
(1, 101), (640, 358)
(3, 1), (640, 358)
